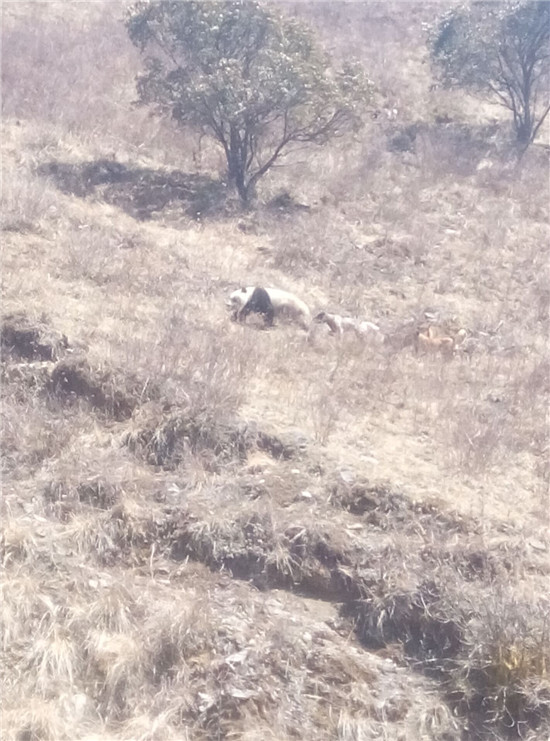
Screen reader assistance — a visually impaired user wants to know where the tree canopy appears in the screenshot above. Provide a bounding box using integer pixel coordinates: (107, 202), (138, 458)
(127, 1), (370, 203)
(430, 1), (550, 146)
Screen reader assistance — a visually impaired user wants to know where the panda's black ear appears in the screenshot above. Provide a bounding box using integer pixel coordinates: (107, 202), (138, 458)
(240, 287), (247, 293)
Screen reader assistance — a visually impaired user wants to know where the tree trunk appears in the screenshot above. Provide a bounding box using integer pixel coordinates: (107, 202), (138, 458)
(515, 102), (533, 144)
(226, 133), (252, 205)
(229, 127), (243, 203)
(516, 63), (534, 144)
(228, 167), (251, 204)
(226, 161), (242, 202)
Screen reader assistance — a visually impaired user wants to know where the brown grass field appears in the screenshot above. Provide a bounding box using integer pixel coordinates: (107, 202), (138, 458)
(1, 2), (549, 740)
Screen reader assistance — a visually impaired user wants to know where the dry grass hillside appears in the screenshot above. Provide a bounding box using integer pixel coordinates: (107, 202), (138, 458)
(2, 2), (549, 740)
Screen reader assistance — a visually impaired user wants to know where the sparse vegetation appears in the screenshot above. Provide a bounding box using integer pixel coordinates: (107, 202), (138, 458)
(1, 2), (549, 740)
(430, 1), (550, 146)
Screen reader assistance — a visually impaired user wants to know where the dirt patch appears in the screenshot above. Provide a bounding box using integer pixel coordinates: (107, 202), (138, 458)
(1, 312), (68, 361)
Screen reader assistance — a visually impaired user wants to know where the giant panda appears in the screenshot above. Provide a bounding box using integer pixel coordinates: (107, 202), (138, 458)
(228, 287), (311, 330)
(235, 286), (274, 327)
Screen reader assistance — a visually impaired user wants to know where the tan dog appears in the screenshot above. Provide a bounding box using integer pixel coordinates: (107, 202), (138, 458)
(416, 327), (468, 355)
(417, 332), (455, 354)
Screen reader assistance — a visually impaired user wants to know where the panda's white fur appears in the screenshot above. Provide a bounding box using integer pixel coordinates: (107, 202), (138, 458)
(228, 287), (311, 330)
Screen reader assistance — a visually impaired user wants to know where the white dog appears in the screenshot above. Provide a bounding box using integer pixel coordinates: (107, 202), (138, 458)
(313, 311), (382, 340)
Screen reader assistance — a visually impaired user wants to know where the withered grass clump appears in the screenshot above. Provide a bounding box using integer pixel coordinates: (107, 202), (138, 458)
(348, 578), (550, 733)
(49, 356), (157, 421)
(345, 566), (550, 734)
(328, 474), (471, 534)
(62, 496), (182, 567)
(1, 312), (69, 362)
(2, 547), (461, 741)
(124, 405), (309, 472)
(170, 508), (360, 600)
(448, 593), (550, 735)
(124, 404), (254, 470)
(0, 162), (61, 234)
(43, 477), (122, 518)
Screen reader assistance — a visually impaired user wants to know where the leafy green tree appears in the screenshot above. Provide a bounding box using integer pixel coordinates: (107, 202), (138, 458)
(127, 1), (370, 204)
(430, 1), (550, 146)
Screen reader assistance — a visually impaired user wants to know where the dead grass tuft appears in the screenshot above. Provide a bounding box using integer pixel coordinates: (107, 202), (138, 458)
(1, 163), (61, 234)
(1, 393), (77, 478)
(3, 698), (77, 741)
(43, 477), (121, 520)
(1, 521), (40, 567)
(449, 592), (550, 734)
(328, 474), (471, 535)
(87, 630), (146, 721)
(1, 312), (69, 362)
(124, 404), (253, 471)
(49, 356), (155, 421)
(63, 496), (178, 567)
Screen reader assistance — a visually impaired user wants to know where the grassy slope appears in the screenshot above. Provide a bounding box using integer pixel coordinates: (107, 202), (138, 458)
(2, 3), (549, 740)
